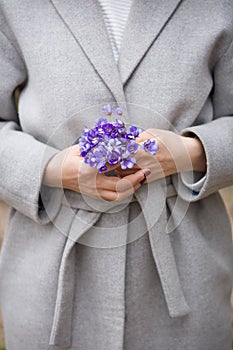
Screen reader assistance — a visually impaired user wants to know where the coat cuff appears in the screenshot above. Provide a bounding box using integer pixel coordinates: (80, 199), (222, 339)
(180, 173), (206, 195)
(0, 129), (62, 224)
(172, 117), (233, 202)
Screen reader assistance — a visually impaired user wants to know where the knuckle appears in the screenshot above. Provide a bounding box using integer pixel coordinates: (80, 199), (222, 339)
(117, 178), (132, 192)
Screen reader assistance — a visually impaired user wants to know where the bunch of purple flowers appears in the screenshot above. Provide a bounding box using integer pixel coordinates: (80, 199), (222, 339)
(78, 105), (159, 173)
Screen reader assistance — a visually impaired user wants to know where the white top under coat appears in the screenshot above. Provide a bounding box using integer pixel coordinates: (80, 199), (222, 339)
(98, 0), (133, 62)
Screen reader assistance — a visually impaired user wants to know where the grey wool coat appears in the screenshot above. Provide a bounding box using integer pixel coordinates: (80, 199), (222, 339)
(0, 0), (233, 349)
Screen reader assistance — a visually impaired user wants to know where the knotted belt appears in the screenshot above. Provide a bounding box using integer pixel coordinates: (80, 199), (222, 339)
(47, 178), (191, 347)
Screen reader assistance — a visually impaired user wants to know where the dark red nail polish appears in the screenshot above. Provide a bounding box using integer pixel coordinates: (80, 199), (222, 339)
(140, 177), (146, 185)
(143, 169), (151, 177)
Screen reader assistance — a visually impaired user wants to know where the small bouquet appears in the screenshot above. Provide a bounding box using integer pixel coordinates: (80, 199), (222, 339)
(78, 105), (159, 173)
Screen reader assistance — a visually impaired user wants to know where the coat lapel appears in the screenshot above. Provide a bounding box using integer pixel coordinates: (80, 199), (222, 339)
(49, 0), (126, 105)
(118, 0), (184, 85)
(49, 0), (184, 101)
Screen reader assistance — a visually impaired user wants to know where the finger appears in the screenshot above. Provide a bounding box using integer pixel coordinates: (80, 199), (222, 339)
(115, 182), (142, 201)
(79, 170), (130, 194)
(98, 181), (142, 201)
(116, 168), (151, 192)
(87, 168), (144, 195)
(96, 173), (120, 191)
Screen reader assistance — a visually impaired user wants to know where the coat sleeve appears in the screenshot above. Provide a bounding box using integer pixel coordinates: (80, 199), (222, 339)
(172, 37), (233, 202)
(0, 29), (61, 224)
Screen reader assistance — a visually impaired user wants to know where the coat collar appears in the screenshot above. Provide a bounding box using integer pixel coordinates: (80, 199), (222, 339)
(49, 0), (183, 99)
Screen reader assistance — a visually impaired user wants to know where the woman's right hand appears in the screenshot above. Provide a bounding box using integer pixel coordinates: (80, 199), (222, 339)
(43, 145), (150, 201)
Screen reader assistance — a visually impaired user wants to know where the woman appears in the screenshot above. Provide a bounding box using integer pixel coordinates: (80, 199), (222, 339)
(0, 0), (232, 349)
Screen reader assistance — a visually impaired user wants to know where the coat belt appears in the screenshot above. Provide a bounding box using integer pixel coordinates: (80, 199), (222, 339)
(49, 180), (190, 347)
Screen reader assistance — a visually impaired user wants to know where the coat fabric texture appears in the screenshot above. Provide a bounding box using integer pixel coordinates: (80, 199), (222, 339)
(0, 1), (233, 349)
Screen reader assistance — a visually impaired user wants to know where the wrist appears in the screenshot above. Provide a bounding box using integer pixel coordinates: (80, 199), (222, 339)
(43, 153), (63, 188)
(182, 136), (207, 172)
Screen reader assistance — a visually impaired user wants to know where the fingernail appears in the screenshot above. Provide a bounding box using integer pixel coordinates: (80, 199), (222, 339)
(143, 169), (151, 177)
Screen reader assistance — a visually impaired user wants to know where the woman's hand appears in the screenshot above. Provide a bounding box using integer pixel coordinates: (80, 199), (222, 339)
(115, 128), (206, 183)
(43, 145), (150, 201)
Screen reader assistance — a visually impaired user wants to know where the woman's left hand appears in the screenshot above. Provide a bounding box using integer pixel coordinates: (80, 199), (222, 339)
(115, 128), (206, 183)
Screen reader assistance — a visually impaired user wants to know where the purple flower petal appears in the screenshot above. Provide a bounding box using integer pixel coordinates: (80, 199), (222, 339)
(129, 125), (141, 137)
(98, 164), (108, 173)
(127, 141), (139, 154)
(102, 104), (114, 115)
(102, 123), (114, 135)
(114, 106), (124, 115)
(120, 157), (136, 170)
(107, 151), (120, 166)
(142, 139), (159, 155)
(95, 117), (108, 127)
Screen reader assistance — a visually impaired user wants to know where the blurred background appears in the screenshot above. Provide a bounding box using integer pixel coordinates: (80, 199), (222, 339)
(0, 187), (233, 348)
